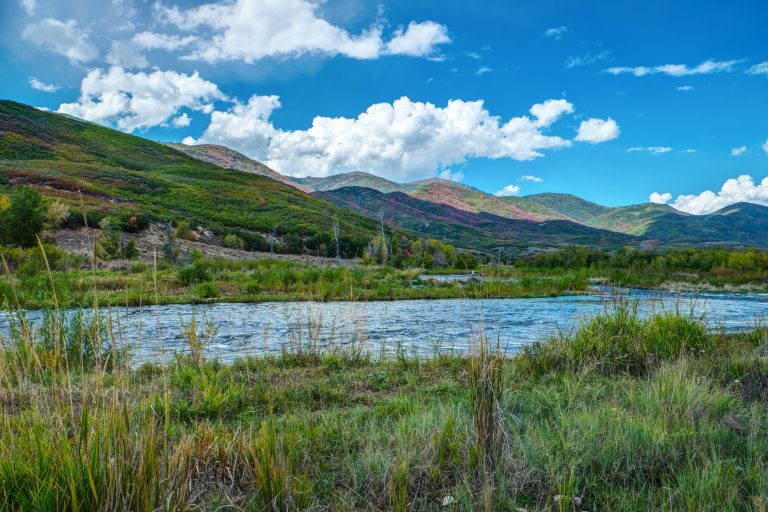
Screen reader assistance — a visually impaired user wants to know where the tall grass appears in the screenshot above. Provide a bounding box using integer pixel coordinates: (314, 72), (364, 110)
(3, 247), (768, 510)
(519, 300), (712, 376)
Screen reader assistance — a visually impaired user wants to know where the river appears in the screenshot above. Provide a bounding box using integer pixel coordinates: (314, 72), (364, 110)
(1, 287), (766, 364)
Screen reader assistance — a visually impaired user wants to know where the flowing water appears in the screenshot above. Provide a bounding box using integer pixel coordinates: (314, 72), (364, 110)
(2, 287), (766, 364)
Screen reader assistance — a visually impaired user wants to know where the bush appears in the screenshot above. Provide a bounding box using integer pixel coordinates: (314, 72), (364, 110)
(177, 262), (210, 285)
(223, 234), (245, 250)
(175, 220), (193, 240)
(0, 187), (47, 248)
(195, 282), (218, 298)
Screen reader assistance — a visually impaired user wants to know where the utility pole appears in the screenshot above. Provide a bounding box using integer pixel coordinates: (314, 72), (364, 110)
(333, 218), (340, 264)
(378, 209), (388, 264)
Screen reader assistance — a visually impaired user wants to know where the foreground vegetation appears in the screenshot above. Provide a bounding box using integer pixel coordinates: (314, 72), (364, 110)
(1, 293), (768, 510)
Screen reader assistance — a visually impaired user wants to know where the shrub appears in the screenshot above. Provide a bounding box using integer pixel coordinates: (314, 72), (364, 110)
(43, 200), (70, 232)
(195, 282), (218, 299)
(175, 220), (194, 240)
(177, 262), (210, 285)
(223, 234), (245, 250)
(0, 187), (47, 248)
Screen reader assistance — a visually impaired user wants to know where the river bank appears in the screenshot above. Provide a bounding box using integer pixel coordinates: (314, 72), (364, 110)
(2, 305), (767, 510)
(3, 287), (766, 365)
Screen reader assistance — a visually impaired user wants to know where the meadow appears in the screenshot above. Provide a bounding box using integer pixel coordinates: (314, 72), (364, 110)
(2, 259), (768, 511)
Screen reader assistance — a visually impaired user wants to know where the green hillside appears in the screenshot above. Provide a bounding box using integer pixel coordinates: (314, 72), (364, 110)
(526, 193), (688, 235)
(524, 192), (610, 223)
(643, 202), (768, 244)
(587, 203), (685, 235)
(295, 171), (415, 194)
(0, 101), (379, 254)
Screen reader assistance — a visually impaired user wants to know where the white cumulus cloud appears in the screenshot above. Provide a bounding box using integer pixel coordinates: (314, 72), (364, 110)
(605, 59), (740, 77)
(193, 96), (583, 181)
(267, 97), (577, 180)
(21, 18), (99, 64)
(385, 21), (450, 57)
(155, 0), (448, 63)
(763, 138), (768, 154)
(28, 77), (58, 92)
(520, 175), (542, 182)
(494, 184), (521, 196)
(184, 94), (280, 159)
(731, 146), (747, 156)
(666, 175), (768, 214)
(171, 112), (192, 128)
(575, 118), (620, 144)
(58, 67), (224, 132)
(133, 31), (197, 51)
(649, 192), (672, 204)
(529, 99), (574, 127)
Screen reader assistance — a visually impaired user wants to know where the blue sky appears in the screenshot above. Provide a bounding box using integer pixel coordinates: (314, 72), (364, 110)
(1, 0), (767, 213)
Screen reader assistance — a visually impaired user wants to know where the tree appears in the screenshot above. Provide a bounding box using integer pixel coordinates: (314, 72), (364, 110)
(333, 218), (340, 263)
(162, 221), (178, 263)
(0, 187), (47, 248)
(96, 216), (128, 260)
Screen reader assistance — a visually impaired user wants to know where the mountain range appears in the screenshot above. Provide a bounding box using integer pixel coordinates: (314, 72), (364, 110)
(297, 170), (768, 250)
(1, 100), (767, 257)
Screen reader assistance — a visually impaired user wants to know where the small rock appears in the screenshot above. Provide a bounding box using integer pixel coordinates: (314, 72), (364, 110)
(441, 496), (456, 507)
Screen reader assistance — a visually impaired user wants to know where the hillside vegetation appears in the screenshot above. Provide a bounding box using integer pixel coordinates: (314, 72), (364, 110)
(0, 101), (380, 255)
(315, 187), (635, 255)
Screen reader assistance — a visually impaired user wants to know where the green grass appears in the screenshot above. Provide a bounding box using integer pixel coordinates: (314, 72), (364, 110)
(0, 256), (589, 309)
(2, 289), (768, 510)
